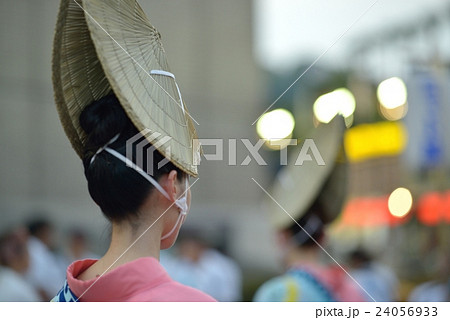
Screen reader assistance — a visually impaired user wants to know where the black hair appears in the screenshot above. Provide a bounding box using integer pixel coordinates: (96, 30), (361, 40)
(349, 249), (372, 265)
(79, 93), (185, 222)
(286, 200), (325, 248)
(27, 218), (51, 237)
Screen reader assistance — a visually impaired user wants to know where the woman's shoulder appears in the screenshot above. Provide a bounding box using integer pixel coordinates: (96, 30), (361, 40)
(119, 257), (217, 302)
(60, 257), (216, 302)
(130, 280), (217, 302)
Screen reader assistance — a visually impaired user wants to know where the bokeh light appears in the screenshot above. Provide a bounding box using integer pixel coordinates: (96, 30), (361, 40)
(313, 88), (355, 124)
(377, 77), (407, 110)
(256, 109), (295, 148)
(265, 133), (294, 150)
(388, 187), (413, 218)
(379, 103), (408, 121)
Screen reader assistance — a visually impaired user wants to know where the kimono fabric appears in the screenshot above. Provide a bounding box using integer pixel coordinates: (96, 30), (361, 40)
(52, 257), (216, 302)
(253, 263), (367, 302)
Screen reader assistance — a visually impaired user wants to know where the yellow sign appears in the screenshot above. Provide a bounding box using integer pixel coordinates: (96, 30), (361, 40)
(344, 121), (407, 162)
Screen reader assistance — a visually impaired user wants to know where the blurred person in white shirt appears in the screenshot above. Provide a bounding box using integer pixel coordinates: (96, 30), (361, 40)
(349, 249), (399, 302)
(161, 228), (242, 301)
(25, 218), (66, 300)
(0, 226), (41, 301)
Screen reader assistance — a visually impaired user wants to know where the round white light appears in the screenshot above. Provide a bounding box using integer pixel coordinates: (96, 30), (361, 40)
(313, 88), (355, 124)
(334, 88), (356, 118)
(388, 187), (413, 218)
(256, 108), (295, 141)
(377, 77), (407, 109)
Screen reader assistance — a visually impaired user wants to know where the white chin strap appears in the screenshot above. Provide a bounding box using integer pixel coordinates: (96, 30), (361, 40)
(160, 210), (186, 240)
(160, 179), (188, 240)
(90, 134), (189, 241)
(150, 70), (185, 114)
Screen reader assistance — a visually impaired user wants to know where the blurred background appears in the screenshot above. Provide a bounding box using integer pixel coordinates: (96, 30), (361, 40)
(0, 0), (449, 301)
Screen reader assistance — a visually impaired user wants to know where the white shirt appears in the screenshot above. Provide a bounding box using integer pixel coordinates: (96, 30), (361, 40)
(25, 237), (66, 299)
(350, 262), (399, 302)
(0, 266), (41, 301)
(161, 249), (242, 301)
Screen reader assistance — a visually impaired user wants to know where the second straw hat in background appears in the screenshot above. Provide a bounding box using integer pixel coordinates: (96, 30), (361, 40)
(52, 0), (200, 176)
(268, 117), (347, 230)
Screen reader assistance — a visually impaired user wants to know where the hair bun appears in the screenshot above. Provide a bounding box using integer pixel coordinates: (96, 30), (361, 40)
(79, 94), (128, 149)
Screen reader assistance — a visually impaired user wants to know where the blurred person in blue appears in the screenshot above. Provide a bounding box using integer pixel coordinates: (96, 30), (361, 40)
(161, 228), (242, 301)
(408, 279), (449, 302)
(408, 253), (449, 302)
(24, 218), (66, 301)
(0, 226), (42, 301)
(254, 118), (366, 302)
(348, 249), (399, 301)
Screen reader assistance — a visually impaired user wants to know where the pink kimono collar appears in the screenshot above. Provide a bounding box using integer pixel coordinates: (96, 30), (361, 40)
(67, 257), (168, 301)
(64, 257), (215, 302)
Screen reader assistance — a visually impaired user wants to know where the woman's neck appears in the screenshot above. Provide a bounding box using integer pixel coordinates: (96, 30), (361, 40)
(284, 246), (320, 269)
(108, 221), (162, 260)
(78, 218), (162, 281)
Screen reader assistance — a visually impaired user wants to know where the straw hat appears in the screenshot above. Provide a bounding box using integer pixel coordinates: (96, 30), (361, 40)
(52, 0), (199, 176)
(268, 117), (346, 229)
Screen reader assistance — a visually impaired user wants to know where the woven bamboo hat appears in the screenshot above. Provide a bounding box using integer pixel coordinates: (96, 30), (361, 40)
(52, 0), (200, 176)
(268, 117), (347, 229)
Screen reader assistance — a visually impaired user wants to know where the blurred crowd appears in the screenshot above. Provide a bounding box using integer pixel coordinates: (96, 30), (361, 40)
(0, 216), (448, 302)
(0, 218), (99, 301)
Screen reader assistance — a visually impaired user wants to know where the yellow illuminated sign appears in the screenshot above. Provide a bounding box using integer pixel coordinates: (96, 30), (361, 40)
(344, 122), (407, 162)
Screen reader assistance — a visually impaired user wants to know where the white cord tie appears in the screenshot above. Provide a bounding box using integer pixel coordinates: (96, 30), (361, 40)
(150, 70), (185, 114)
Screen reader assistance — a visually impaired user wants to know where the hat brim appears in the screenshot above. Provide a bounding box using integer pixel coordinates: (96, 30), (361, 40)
(268, 117), (346, 229)
(52, 0), (199, 176)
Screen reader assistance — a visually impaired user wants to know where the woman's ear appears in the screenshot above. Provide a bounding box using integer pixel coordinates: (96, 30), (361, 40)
(164, 170), (179, 202)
